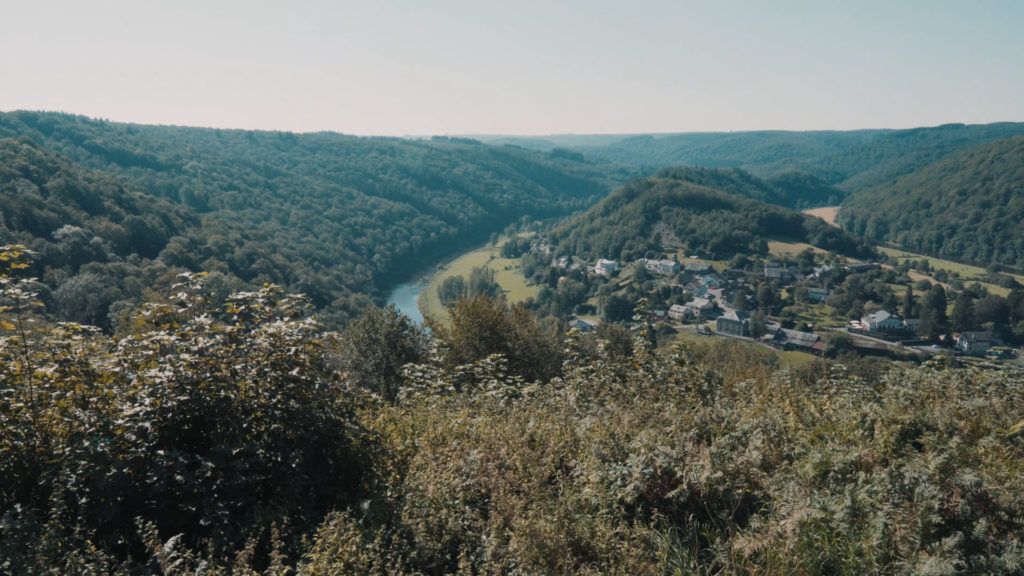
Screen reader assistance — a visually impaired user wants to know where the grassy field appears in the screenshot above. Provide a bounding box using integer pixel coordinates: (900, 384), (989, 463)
(767, 239), (828, 257)
(669, 329), (820, 369)
(418, 244), (541, 324)
(802, 206), (841, 228)
(879, 246), (1023, 296)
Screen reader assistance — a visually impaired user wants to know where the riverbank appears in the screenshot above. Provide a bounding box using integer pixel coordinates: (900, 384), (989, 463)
(418, 243), (540, 325)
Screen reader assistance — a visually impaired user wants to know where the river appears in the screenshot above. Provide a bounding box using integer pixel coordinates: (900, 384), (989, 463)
(386, 277), (428, 324)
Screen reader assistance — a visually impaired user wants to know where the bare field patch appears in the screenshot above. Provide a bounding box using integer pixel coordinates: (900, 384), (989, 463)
(802, 206), (841, 228)
(767, 240), (828, 257)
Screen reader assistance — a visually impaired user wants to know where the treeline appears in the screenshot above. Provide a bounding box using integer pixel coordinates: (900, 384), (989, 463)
(0, 111), (631, 328)
(550, 169), (870, 262)
(840, 135), (1024, 269)
(642, 166), (846, 209)
(3, 247), (1023, 574)
(523, 122), (1024, 194)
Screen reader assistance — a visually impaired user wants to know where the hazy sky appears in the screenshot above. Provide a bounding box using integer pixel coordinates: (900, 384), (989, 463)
(2, 1), (1022, 135)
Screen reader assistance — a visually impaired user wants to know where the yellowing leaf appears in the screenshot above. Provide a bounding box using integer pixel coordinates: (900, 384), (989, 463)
(1, 320), (15, 330)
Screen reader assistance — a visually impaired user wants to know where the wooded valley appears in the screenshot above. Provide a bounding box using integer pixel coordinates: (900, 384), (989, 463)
(2, 113), (1024, 574)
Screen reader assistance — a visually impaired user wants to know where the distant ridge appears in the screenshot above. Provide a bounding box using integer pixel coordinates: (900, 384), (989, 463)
(839, 135), (1024, 269)
(483, 122), (1024, 193)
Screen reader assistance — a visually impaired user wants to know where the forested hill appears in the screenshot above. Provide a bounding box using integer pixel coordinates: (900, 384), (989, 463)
(551, 169), (868, 262)
(492, 122), (1024, 194)
(653, 166), (845, 208)
(0, 111), (630, 327)
(838, 135), (1024, 269)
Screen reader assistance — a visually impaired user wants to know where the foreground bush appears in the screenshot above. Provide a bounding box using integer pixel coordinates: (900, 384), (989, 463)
(2, 253), (1023, 573)
(294, 340), (1021, 575)
(1, 265), (366, 573)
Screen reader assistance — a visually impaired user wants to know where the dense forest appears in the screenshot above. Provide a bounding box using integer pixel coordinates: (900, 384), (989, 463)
(840, 136), (1024, 269)
(3, 247), (1022, 574)
(492, 122), (1024, 194)
(0, 111), (631, 327)
(550, 168), (869, 262)
(3, 111), (1024, 574)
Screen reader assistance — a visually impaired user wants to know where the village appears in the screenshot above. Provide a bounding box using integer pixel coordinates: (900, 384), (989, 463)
(535, 241), (1018, 364)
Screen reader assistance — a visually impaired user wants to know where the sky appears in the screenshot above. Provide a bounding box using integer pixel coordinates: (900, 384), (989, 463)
(2, 0), (1023, 136)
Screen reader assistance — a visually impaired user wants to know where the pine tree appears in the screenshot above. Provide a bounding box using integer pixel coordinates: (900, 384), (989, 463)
(951, 292), (978, 332)
(903, 284), (915, 318)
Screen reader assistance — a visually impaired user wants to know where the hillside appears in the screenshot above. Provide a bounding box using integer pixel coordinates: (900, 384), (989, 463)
(0, 111), (630, 327)
(551, 168), (867, 261)
(653, 166), (846, 209)
(838, 135), (1024, 269)
(492, 123), (1024, 194)
(0, 139), (198, 328)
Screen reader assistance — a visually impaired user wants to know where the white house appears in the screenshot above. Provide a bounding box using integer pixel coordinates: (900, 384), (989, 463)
(684, 297), (715, 317)
(668, 304), (689, 321)
(658, 259), (681, 275)
(595, 259), (619, 276)
(860, 310), (904, 332)
(639, 258), (681, 275)
(956, 332), (997, 355)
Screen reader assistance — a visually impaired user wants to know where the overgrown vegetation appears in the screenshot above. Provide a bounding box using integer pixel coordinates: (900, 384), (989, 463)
(3, 245), (1023, 574)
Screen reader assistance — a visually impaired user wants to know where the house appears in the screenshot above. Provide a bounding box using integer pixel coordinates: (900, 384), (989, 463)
(552, 255), (571, 269)
(699, 273), (724, 288)
(956, 332), (998, 355)
(775, 329), (824, 353)
(764, 263), (795, 283)
(648, 309), (667, 322)
(684, 283), (708, 298)
(860, 310), (904, 332)
(684, 297), (715, 318)
(594, 259), (619, 276)
(568, 317), (597, 333)
(811, 264), (833, 278)
(716, 310), (750, 337)
(685, 261), (711, 273)
(638, 258), (680, 275)
(668, 304), (689, 321)
(725, 267), (748, 280)
(903, 318), (921, 335)
(657, 259), (681, 275)
(807, 287), (833, 303)
(532, 242), (554, 255)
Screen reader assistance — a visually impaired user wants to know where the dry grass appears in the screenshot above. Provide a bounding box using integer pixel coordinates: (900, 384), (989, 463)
(767, 240), (828, 257)
(802, 206), (841, 228)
